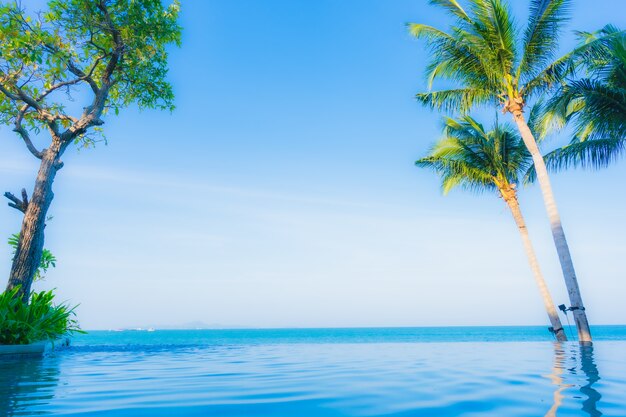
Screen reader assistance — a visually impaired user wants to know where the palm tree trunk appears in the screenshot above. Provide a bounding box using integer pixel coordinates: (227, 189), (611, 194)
(501, 186), (567, 341)
(511, 110), (592, 342)
(6, 139), (65, 302)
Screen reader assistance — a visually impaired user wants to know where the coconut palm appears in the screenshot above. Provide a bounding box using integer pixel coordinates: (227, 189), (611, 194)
(409, 0), (592, 341)
(417, 115), (567, 341)
(538, 26), (626, 174)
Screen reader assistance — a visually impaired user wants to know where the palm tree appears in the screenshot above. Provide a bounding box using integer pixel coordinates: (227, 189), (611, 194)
(409, 0), (592, 341)
(538, 26), (626, 173)
(417, 116), (568, 341)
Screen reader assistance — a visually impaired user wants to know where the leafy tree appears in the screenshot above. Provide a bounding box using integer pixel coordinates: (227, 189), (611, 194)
(538, 26), (626, 174)
(417, 115), (567, 341)
(0, 0), (181, 301)
(408, 0), (592, 341)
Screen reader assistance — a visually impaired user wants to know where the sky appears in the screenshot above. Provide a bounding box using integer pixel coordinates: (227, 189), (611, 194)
(1, 0), (625, 330)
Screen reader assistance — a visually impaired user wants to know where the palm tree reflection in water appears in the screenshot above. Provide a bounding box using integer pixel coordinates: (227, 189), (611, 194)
(545, 343), (603, 417)
(0, 356), (60, 416)
(579, 343), (602, 417)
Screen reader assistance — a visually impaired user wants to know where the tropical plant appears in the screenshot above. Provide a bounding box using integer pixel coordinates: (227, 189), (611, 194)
(417, 115), (567, 341)
(0, 286), (83, 345)
(409, 0), (592, 341)
(537, 25), (626, 174)
(8, 233), (56, 282)
(0, 0), (181, 302)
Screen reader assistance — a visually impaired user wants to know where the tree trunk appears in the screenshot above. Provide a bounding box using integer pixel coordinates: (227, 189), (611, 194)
(501, 185), (567, 341)
(511, 110), (592, 342)
(6, 139), (65, 302)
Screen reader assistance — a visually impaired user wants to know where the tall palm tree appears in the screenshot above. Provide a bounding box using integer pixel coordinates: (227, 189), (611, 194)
(409, 0), (592, 341)
(538, 26), (626, 173)
(417, 116), (568, 341)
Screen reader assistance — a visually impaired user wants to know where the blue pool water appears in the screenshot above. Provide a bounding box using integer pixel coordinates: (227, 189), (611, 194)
(2, 326), (626, 416)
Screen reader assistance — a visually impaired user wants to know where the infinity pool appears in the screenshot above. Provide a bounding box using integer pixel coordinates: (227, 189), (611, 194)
(1, 328), (625, 416)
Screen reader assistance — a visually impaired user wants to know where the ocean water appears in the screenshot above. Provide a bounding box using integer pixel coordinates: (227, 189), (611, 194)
(2, 327), (626, 416)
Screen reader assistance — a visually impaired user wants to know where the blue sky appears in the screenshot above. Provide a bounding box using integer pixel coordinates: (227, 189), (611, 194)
(1, 0), (625, 329)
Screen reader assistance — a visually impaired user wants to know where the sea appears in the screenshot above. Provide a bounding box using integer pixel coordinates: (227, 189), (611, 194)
(2, 326), (626, 416)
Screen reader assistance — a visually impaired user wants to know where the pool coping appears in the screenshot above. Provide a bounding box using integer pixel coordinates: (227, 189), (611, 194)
(0, 338), (71, 357)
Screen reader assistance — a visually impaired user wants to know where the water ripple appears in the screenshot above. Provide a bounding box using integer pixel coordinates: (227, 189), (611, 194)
(1, 339), (625, 416)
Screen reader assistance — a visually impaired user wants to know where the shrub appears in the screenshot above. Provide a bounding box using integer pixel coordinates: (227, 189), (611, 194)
(0, 287), (83, 345)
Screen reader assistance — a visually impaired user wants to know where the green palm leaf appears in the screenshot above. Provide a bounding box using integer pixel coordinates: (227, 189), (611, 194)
(519, 0), (572, 79)
(410, 0), (575, 113)
(416, 88), (494, 113)
(526, 138), (626, 183)
(538, 26), (626, 171)
(416, 115), (530, 195)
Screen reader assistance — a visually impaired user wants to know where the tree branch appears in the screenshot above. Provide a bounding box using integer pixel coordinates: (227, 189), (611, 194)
(57, 1), (122, 142)
(67, 58), (102, 94)
(0, 82), (21, 101)
(97, 1), (123, 84)
(37, 76), (91, 101)
(14, 105), (43, 159)
(4, 189), (29, 213)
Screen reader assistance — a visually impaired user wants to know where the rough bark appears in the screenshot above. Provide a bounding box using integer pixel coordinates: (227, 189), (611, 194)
(6, 139), (66, 302)
(500, 184), (567, 342)
(511, 108), (592, 342)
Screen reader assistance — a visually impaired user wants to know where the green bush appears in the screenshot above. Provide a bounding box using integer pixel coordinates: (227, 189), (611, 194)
(0, 287), (83, 345)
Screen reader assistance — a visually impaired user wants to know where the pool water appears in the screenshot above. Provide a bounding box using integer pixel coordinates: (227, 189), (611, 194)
(1, 327), (625, 416)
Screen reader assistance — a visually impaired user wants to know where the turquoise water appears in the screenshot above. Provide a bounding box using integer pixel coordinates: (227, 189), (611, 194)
(2, 327), (626, 416)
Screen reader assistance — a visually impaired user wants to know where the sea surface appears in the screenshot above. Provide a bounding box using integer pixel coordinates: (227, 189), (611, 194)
(2, 326), (626, 416)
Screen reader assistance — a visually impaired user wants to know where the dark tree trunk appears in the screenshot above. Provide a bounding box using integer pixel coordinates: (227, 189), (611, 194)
(6, 139), (66, 302)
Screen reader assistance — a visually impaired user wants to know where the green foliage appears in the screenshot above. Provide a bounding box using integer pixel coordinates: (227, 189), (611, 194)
(416, 115), (531, 194)
(409, 0), (575, 113)
(0, 287), (83, 345)
(8, 233), (57, 281)
(536, 26), (626, 174)
(0, 0), (181, 147)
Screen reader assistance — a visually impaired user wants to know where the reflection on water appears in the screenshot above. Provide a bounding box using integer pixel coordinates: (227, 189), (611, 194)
(544, 344), (572, 417)
(579, 343), (602, 417)
(0, 340), (621, 416)
(0, 356), (60, 416)
(545, 343), (603, 417)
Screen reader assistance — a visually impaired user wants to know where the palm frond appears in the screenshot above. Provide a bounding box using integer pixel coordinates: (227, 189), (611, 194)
(428, 0), (471, 22)
(565, 79), (626, 139)
(417, 115), (531, 195)
(542, 78), (626, 140)
(410, 1), (520, 106)
(416, 156), (495, 194)
(520, 49), (576, 99)
(574, 25), (625, 70)
(526, 101), (550, 140)
(407, 23), (453, 42)
(519, 0), (572, 78)
(409, 23), (494, 90)
(416, 88), (494, 113)
(460, 0), (517, 84)
(526, 138), (626, 182)
(486, 0), (517, 74)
